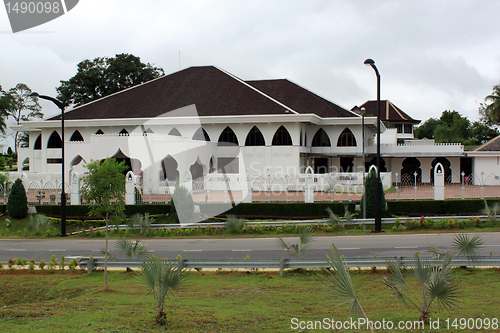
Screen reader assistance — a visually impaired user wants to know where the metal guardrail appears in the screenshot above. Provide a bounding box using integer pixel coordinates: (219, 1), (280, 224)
(71, 215), (491, 235)
(79, 256), (500, 277)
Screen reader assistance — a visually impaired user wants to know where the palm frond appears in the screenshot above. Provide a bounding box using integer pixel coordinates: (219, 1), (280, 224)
(426, 244), (445, 258)
(326, 207), (341, 228)
(320, 244), (365, 319)
(116, 236), (149, 259)
(452, 234), (484, 261)
(276, 236), (290, 252)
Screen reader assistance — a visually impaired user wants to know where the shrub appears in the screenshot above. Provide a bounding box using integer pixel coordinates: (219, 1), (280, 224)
(360, 169), (386, 218)
(225, 215), (246, 234)
(38, 259), (46, 270)
(7, 178), (28, 219)
(170, 182), (194, 223)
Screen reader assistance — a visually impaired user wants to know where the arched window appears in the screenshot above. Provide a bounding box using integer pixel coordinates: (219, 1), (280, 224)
(218, 126), (239, 146)
(272, 125), (292, 146)
(34, 134), (41, 150)
(245, 126), (265, 146)
(168, 127), (181, 136)
(119, 128), (129, 136)
(337, 128), (357, 147)
(47, 131), (62, 148)
(312, 128), (331, 147)
(70, 130), (84, 142)
(95, 129), (104, 135)
(192, 127), (211, 141)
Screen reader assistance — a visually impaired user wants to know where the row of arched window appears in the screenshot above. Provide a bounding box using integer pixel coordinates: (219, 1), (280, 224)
(34, 126), (357, 150)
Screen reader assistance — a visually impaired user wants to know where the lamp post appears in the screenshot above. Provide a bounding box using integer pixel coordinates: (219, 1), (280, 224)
(30, 92), (67, 236)
(363, 58), (382, 233)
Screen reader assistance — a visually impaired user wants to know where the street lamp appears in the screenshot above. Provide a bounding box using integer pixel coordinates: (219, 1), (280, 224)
(364, 58), (382, 233)
(30, 92), (67, 236)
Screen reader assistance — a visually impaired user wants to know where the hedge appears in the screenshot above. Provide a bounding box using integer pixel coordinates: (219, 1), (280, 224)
(387, 199), (500, 216)
(35, 204), (171, 218)
(199, 202), (356, 219)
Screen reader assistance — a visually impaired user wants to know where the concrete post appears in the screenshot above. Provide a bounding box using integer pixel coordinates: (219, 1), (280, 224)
(70, 172), (80, 205)
(125, 171), (135, 205)
(434, 163), (445, 200)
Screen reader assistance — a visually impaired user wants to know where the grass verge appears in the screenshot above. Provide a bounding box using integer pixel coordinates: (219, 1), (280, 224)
(0, 268), (499, 332)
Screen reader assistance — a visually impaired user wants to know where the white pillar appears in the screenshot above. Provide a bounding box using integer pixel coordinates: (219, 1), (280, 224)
(304, 166), (315, 203)
(434, 163), (445, 200)
(70, 172), (81, 205)
(125, 171), (135, 205)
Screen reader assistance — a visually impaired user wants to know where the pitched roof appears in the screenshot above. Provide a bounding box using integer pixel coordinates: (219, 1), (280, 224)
(356, 100), (420, 124)
(51, 66), (354, 121)
(246, 79), (355, 118)
(51, 66), (294, 121)
(472, 135), (500, 152)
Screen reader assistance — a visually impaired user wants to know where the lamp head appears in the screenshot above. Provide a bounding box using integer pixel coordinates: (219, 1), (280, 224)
(30, 92), (40, 97)
(364, 58), (375, 66)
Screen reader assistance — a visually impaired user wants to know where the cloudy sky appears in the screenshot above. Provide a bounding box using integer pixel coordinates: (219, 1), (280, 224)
(1, 0), (499, 130)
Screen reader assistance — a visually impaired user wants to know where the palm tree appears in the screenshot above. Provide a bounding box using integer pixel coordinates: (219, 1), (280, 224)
(276, 225), (315, 259)
(320, 244), (372, 332)
(115, 236), (149, 259)
(484, 83), (500, 124)
(383, 252), (459, 324)
(427, 233), (484, 262)
(137, 256), (186, 325)
(127, 213), (153, 235)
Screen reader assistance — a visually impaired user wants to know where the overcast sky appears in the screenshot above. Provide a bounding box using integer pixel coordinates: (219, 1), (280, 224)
(1, 0), (499, 131)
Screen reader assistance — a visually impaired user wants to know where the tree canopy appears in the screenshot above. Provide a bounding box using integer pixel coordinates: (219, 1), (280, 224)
(414, 110), (498, 145)
(56, 53), (165, 107)
(484, 83), (500, 124)
(0, 83), (43, 154)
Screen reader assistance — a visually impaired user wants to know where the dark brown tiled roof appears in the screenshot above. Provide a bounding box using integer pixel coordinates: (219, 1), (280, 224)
(51, 66), (356, 121)
(246, 79), (355, 118)
(356, 100), (420, 124)
(51, 66), (295, 121)
(472, 135), (500, 151)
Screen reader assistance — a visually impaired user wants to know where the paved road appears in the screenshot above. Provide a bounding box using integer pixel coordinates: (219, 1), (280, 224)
(1, 232), (499, 261)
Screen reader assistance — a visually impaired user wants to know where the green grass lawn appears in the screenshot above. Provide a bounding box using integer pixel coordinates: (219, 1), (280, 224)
(0, 268), (499, 332)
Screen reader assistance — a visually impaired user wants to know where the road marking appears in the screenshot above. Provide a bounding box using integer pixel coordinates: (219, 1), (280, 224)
(49, 249), (67, 252)
(339, 247), (361, 250)
(395, 246), (418, 249)
(183, 250), (202, 252)
(9, 249), (25, 251)
(232, 250), (252, 252)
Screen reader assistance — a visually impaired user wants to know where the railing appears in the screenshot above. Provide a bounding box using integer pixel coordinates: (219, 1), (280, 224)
(79, 256), (500, 277)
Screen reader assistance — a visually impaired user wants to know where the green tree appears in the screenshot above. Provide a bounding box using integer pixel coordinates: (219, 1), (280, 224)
(1, 83), (43, 154)
(57, 53), (164, 107)
(361, 169), (386, 219)
(7, 178), (28, 219)
(137, 256), (186, 325)
(484, 83), (500, 124)
(0, 85), (10, 133)
(414, 118), (438, 139)
(383, 252), (459, 324)
(80, 158), (127, 289)
(470, 121), (499, 145)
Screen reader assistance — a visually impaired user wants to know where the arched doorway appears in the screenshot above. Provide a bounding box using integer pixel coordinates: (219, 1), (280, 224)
(401, 157), (422, 184)
(161, 155), (179, 182)
(365, 157), (387, 172)
(431, 157), (452, 183)
(101, 149), (141, 175)
(189, 159), (206, 190)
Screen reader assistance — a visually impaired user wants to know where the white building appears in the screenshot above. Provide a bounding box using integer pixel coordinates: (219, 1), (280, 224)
(15, 66), (482, 193)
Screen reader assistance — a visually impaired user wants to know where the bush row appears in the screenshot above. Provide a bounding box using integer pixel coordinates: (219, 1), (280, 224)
(35, 204), (171, 218)
(393, 215), (499, 231)
(77, 221), (354, 238)
(25, 198), (498, 220)
(199, 202), (356, 219)
(387, 199), (500, 216)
